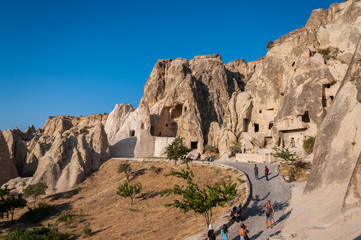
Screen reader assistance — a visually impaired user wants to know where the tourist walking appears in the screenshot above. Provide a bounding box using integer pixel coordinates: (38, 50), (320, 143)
(254, 164), (259, 180)
(207, 225), (216, 240)
(221, 224), (230, 240)
(265, 166), (269, 181)
(239, 223), (249, 240)
(243, 144), (246, 153)
(265, 200), (275, 229)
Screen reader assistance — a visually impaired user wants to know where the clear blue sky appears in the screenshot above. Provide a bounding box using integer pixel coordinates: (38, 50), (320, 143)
(0, 0), (338, 131)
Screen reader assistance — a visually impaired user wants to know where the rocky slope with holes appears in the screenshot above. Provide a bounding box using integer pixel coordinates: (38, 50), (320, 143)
(107, 0), (361, 157)
(1, 114), (110, 193)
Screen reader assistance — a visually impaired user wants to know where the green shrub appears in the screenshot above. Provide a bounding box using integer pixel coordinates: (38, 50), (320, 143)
(149, 166), (162, 175)
(57, 213), (75, 223)
(266, 41), (274, 50)
(229, 140), (242, 156)
(271, 147), (300, 162)
(23, 182), (48, 209)
(118, 162), (132, 181)
(2, 226), (70, 240)
(303, 136), (316, 155)
(82, 228), (92, 237)
(20, 203), (57, 224)
(204, 145), (219, 153)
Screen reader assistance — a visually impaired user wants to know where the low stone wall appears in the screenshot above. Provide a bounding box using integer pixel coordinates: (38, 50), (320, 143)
(236, 153), (271, 163)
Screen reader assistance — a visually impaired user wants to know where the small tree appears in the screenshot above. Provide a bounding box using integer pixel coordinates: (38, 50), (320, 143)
(0, 185), (27, 224)
(165, 137), (191, 164)
(118, 162), (133, 181)
(303, 136), (315, 155)
(271, 147), (300, 162)
(7, 194), (27, 223)
(266, 41), (274, 50)
(161, 162), (237, 227)
(229, 140), (242, 156)
(116, 182), (142, 205)
(23, 182), (48, 209)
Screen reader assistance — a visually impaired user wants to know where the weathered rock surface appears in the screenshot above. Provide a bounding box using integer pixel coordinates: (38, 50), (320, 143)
(2, 114), (110, 193)
(0, 131), (18, 185)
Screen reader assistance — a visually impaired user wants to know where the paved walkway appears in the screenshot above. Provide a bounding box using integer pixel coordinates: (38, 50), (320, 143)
(218, 161), (291, 240)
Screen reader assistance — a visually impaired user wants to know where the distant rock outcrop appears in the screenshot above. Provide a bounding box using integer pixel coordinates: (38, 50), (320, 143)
(0, 130), (18, 185)
(2, 114), (110, 193)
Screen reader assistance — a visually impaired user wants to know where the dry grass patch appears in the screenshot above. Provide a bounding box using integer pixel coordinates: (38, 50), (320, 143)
(279, 161), (311, 182)
(0, 159), (246, 240)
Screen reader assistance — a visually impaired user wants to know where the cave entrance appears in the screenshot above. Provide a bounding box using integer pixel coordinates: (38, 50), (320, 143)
(254, 123), (259, 132)
(302, 111), (310, 123)
(129, 130), (135, 137)
(268, 122), (274, 129)
(171, 104), (183, 119)
(243, 118), (249, 132)
(169, 122), (178, 137)
(191, 141), (198, 150)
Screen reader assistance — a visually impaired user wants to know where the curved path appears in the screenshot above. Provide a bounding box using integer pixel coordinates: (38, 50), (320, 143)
(218, 161), (291, 240)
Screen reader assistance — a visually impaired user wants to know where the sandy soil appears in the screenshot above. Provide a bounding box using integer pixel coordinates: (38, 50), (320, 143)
(280, 182), (361, 240)
(1, 159), (246, 240)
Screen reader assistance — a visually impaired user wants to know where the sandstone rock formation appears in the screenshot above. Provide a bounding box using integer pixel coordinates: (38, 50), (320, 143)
(107, 1), (361, 158)
(0, 131), (18, 185)
(2, 114), (110, 193)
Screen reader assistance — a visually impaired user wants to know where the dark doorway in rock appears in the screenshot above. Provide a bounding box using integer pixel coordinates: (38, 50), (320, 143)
(330, 96), (334, 101)
(243, 119), (250, 132)
(169, 122), (178, 137)
(254, 123), (259, 132)
(171, 104), (183, 119)
(259, 110), (262, 114)
(159, 131), (162, 137)
(141, 123), (144, 129)
(268, 122), (274, 129)
(302, 111), (310, 123)
(191, 141), (198, 150)
(129, 130), (135, 137)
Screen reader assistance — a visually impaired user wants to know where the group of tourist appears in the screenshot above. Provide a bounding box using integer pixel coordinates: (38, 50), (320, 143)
(207, 200), (275, 240)
(183, 153), (214, 162)
(253, 164), (270, 181)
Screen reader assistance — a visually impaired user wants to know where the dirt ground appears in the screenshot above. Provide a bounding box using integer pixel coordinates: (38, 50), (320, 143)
(0, 159), (246, 240)
(279, 161), (311, 182)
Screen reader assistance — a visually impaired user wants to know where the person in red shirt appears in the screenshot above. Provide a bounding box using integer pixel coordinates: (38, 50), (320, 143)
(265, 166), (269, 181)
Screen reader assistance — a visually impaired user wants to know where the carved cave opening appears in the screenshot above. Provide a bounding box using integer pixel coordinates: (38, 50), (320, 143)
(254, 123), (259, 132)
(171, 104), (183, 119)
(191, 141), (198, 150)
(302, 111), (310, 123)
(129, 130), (135, 137)
(268, 122), (274, 129)
(243, 118), (250, 132)
(150, 105), (182, 137)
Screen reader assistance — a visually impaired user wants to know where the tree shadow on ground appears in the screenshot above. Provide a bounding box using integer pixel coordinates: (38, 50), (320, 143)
(272, 208), (292, 228)
(46, 188), (82, 201)
(69, 226), (112, 240)
(137, 191), (160, 201)
(241, 193), (270, 220)
(132, 168), (147, 179)
(0, 202), (72, 232)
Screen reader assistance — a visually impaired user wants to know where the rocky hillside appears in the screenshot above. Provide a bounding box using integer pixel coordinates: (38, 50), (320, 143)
(1, 114), (110, 193)
(1, 3), (360, 232)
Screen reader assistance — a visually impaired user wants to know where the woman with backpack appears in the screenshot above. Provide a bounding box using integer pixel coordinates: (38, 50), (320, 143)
(207, 225), (216, 240)
(221, 224), (230, 240)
